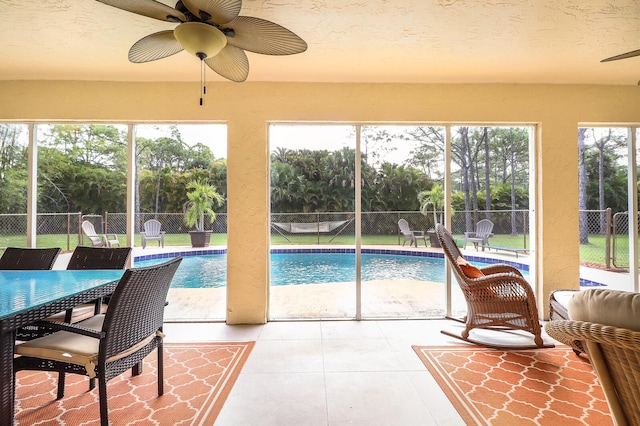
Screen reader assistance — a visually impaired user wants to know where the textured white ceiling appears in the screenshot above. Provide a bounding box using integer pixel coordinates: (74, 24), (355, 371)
(0, 0), (639, 85)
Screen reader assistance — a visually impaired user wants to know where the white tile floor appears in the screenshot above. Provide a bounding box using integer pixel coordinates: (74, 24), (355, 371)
(164, 319), (541, 426)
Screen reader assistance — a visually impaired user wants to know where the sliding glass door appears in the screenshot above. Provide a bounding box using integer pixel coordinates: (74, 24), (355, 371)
(578, 126), (639, 292)
(269, 124), (357, 319)
(268, 123), (534, 320)
(359, 125), (447, 318)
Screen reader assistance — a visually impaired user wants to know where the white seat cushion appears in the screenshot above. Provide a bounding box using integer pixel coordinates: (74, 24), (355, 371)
(15, 315), (158, 378)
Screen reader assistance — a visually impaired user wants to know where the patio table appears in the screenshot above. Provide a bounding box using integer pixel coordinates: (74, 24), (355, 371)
(0, 269), (125, 425)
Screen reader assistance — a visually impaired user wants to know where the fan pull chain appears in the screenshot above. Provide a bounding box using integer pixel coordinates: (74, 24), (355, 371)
(200, 58), (205, 106)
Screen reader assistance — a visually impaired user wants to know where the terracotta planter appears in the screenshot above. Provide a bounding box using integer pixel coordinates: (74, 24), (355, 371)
(189, 230), (211, 248)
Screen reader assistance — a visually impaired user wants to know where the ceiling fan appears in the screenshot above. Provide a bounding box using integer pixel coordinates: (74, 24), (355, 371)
(601, 48), (640, 63)
(601, 47), (640, 85)
(95, 0), (307, 101)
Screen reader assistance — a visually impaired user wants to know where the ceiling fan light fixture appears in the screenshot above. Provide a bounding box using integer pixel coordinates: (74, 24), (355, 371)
(174, 22), (227, 59)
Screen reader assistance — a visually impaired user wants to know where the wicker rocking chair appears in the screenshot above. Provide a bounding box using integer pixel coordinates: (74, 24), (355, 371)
(435, 224), (550, 349)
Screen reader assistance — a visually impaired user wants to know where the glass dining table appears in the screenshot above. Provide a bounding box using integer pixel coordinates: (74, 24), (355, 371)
(0, 269), (125, 425)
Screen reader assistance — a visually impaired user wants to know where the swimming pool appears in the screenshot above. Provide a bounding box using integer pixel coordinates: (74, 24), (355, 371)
(135, 251), (523, 289)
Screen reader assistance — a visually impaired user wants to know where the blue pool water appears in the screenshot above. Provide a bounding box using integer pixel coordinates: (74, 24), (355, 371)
(135, 252), (507, 289)
(271, 253), (448, 285)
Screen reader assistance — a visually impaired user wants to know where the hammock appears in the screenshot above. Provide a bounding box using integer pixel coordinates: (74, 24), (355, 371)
(271, 218), (354, 243)
(272, 220), (348, 233)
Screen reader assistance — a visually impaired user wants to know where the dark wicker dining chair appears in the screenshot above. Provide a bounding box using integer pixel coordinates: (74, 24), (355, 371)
(65, 246), (133, 318)
(66, 246), (132, 271)
(65, 246), (133, 388)
(435, 224), (549, 348)
(16, 246), (133, 341)
(0, 247), (61, 270)
(16, 246), (134, 393)
(15, 257), (182, 426)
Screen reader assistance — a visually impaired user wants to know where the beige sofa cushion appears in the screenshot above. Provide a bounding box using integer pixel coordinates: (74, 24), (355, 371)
(568, 288), (640, 331)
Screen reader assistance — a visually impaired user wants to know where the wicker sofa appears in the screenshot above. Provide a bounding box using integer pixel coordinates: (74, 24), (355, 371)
(545, 288), (640, 426)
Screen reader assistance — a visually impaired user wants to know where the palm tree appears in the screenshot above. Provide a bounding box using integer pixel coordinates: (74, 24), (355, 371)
(418, 183), (445, 227)
(183, 180), (224, 231)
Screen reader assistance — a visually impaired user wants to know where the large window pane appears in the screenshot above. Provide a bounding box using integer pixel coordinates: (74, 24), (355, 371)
(578, 126), (632, 291)
(269, 124), (356, 319)
(0, 124), (28, 248)
(449, 126), (531, 317)
(360, 125), (447, 318)
(36, 123), (128, 251)
(268, 123), (533, 320)
(135, 123), (228, 321)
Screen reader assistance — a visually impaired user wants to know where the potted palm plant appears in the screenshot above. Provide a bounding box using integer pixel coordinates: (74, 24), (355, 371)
(183, 180), (225, 247)
(418, 183), (445, 248)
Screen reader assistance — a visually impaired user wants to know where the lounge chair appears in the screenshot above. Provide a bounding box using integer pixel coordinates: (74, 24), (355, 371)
(141, 219), (165, 248)
(82, 220), (120, 248)
(545, 289), (640, 426)
(436, 224), (549, 349)
(463, 219), (494, 251)
(398, 219), (427, 247)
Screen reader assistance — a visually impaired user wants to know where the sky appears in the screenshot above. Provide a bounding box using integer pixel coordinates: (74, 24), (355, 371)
(47, 122), (610, 169)
(136, 123), (355, 160)
(21, 122), (416, 165)
(135, 123), (228, 158)
(270, 124), (425, 166)
(134, 122), (432, 168)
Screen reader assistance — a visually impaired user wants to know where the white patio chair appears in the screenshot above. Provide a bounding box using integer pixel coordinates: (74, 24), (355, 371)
(398, 219), (427, 247)
(141, 219), (165, 248)
(463, 219), (494, 251)
(82, 220), (120, 248)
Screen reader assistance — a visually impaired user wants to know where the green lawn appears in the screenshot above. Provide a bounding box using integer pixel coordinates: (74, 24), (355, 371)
(0, 232), (623, 268)
(0, 233), (224, 252)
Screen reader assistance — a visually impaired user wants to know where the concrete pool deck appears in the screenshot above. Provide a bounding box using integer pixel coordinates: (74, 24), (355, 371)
(132, 244), (518, 321)
(53, 244), (624, 321)
(163, 279), (468, 322)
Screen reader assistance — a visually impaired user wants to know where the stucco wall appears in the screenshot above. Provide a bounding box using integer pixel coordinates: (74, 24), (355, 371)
(1, 81), (639, 323)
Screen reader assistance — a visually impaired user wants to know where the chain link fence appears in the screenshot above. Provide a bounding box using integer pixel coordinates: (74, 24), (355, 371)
(0, 209), (630, 270)
(609, 210), (640, 270)
(578, 208), (631, 270)
(0, 212), (229, 251)
(269, 210), (530, 249)
(104, 212), (228, 234)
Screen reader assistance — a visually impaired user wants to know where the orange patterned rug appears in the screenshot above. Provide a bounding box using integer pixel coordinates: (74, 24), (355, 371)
(413, 346), (612, 426)
(15, 342), (254, 425)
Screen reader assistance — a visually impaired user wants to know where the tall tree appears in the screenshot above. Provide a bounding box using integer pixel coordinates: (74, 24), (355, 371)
(137, 135), (189, 215)
(509, 129), (518, 235)
(589, 128), (627, 233)
(404, 126), (445, 178)
(359, 126), (398, 168)
(0, 124), (27, 213)
(38, 124), (127, 214)
(578, 128), (589, 244)
(456, 127), (474, 231)
(483, 127), (491, 218)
